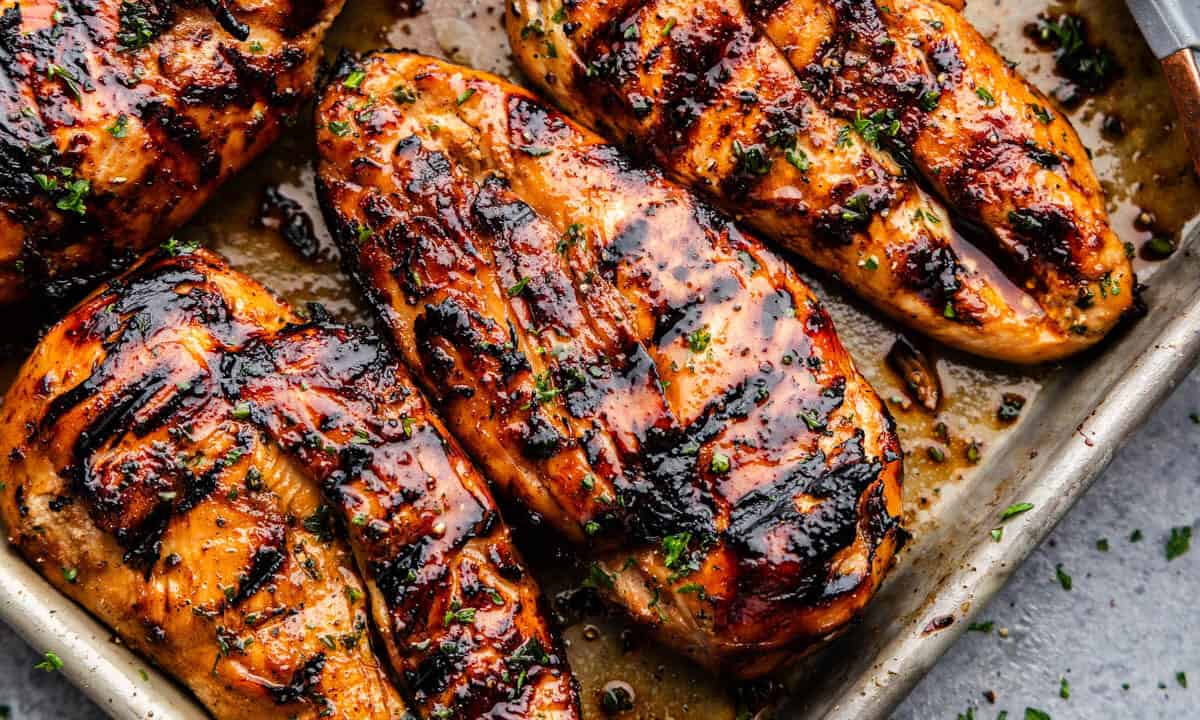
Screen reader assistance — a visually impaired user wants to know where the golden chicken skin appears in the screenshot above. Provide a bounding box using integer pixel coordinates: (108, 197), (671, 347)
(316, 52), (904, 677)
(0, 0), (342, 303)
(505, 0), (1135, 363)
(0, 248), (580, 720)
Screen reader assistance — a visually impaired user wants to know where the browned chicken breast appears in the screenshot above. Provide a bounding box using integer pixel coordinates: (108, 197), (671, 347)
(505, 0), (1135, 363)
(0, 247), (580, 719)
(0, 0), (342, 303)
(316, 52), (904, 678)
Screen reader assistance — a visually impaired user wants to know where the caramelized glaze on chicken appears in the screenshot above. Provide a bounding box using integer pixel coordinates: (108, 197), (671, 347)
(0, 248), (580, 719)
(316, 52), (904, 677)
(0, 0), (342, 303)
(505, 0), (1135, 363)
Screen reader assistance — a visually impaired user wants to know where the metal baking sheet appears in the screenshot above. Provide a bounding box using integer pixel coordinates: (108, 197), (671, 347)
(1, 0), (1198, 718)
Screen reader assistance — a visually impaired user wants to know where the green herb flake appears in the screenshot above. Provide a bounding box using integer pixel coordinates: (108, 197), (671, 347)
(1024, 709), (1051, 720)
(966, 620), (993, 633)
(508, 276), (531, 297)
(108, 113), (129, 138)
(343, 70), (366, 89)
(785, 147), (810, 173)
(47, 64), (83, 101)
(55, 179), (90, 215)
(1166, 525), (1192, 560)
(1060, 677), (1070, 699)
(975, 86), (996, 106)
(34, 652), (63, 672)
(327, 120), (351, 137)
(1130, 528), (1144, 542)
(456, 88), (476, 105)
(1055, 563), (1072, 590)
(392, 84), (418, 104)
(232, 402), (252, 420)
(1177, 671), (1187, 689)
(661, 532), (691, 569)
(584, 520), (601, 536)
(990, 527), (1003, 542)
(1000, 502), (1034, 520)
(687, 326), (711, 353)
(661, 17), (676, 36)
(710, 451), (731, 474)
(582, 562), (615, 589)
(62, 567), (78, 583)
(1095, 537), (1109, 552)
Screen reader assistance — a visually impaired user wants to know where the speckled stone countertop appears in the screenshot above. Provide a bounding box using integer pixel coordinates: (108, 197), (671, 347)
(2, 365), (1197, 720)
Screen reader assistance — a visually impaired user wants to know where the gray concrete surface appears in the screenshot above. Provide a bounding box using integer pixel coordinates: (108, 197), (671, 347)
(1, 365), (1197, 719)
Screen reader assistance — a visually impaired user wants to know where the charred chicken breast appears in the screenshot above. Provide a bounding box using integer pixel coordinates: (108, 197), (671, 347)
(0, 0), (342, 303)
(505, 0), (1135, 363)
(316, 52), (904, 677)
(0, 248), (580, 719)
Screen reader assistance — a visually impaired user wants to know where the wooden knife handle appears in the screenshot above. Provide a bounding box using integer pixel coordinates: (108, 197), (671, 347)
(1162, 48), (1200, 176)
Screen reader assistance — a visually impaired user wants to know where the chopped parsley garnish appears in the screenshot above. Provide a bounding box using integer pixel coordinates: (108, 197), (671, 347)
(1166, 525), (1191, 560)
(117, 1), (163, 51)
(1177, 671), (1188, 688)
(55, 179), (90, 215)
(785, 148), (810, 173)
(836, 125), (854, 148)
(161, 236), (198, 256)
(232, 402), (251, 420)
(582, 562), (614, 589)
(1130, 528), (1144, 542)
(622, 23), (639, 40)
(710, 452), (731, 474)
(661, 532), (691, 569)
(327, 120), (351, 137)
(967, 620), (993, 633)
(393, 85), (417, 103)
(661, 18), (676, 36)
(1060, 677), (1070, 699)
(1029, 103), (1054, 124)
(443, 602), (477, 626)
(1055, 563), (1072, 590)
(1000, 502), (1034, 520)
(557, 223), (584, 254)
(975, 86), (996, 106)
(456, 88), (476, 105)
(108, 114), (129, 138)
(343, 70), (366, 89)
(1024, 708), (1051, 720)
(507, 276), (530, 296)
(851, 109), (901, 147)
(524, 371), (559, 408)
(687, 326), (711, 353)
(919, 90), (942, 112)
(62, 567), (78, 583)
(732, 139), (771, 176)
(584, 520), (601, 536)
(841, 192), (872, 223)
(1095, 537), (1109, 552)
(34, 652), (63, 672)
(247, 40), (264, 53)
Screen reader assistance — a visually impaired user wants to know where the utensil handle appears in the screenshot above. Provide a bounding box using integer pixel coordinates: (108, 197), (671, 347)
(1162, 47), (1200, 176)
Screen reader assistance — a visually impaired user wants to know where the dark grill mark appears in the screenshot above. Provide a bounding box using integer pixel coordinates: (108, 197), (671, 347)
(267, 652), (327, 705)
(231, 538), (286, 606)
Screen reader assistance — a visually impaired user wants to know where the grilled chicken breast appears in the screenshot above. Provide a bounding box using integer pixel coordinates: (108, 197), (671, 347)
(505, 0), (1135, 363)
(0, 0), (342, 303)
(0, 248), (579, 719)
(316, 52), (904, 677)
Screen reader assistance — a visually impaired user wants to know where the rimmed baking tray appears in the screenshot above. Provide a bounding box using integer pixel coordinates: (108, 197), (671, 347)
(1, 0), (1198, 718)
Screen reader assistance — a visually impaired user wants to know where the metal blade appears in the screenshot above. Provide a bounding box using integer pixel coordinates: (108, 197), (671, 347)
(1125, 0), (1200, 60)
